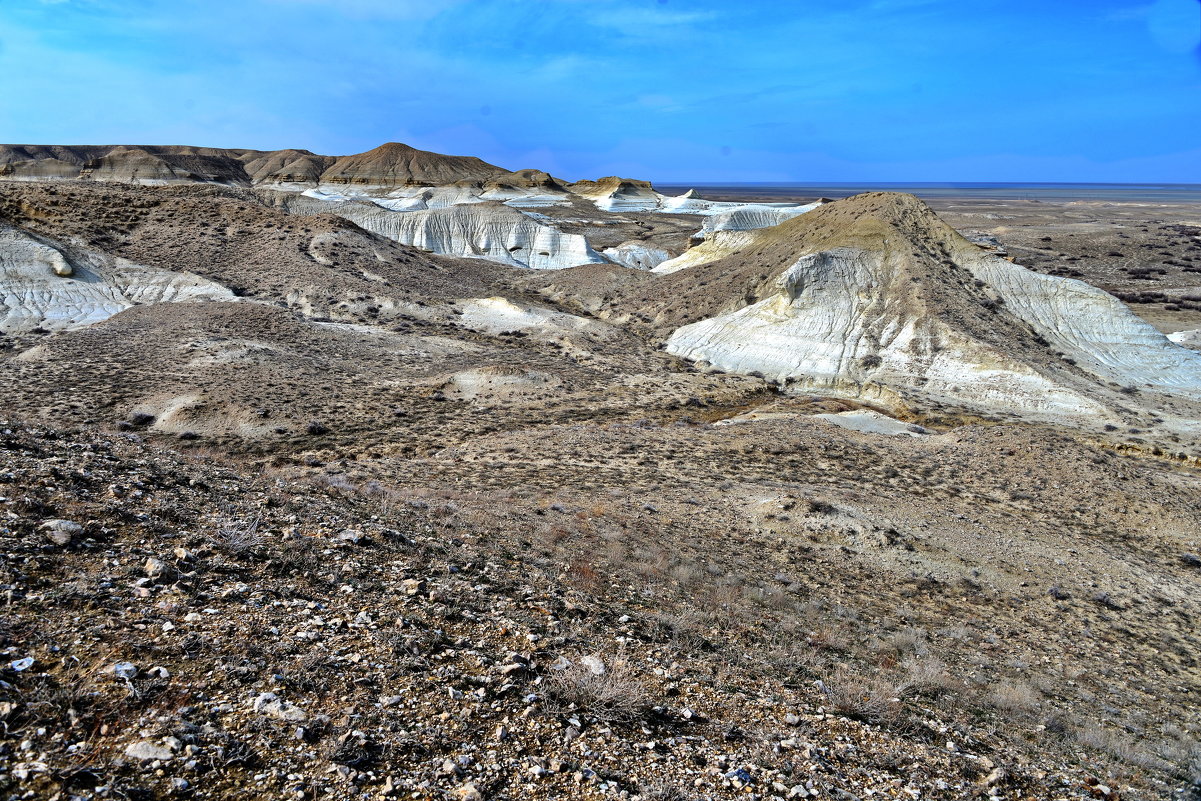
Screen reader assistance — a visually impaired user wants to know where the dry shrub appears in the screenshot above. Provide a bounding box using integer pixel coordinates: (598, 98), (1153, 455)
(988, 681), (1040, 713)
(565, 557), (605, 595)
(886, 626), (929, 657)
(1158, 731), (1201, 791)
(212, 511), (263, 554)
(1076, 726), (1167, 771)
(821, 664), (907, 728)
(901, 656), (960, 698)
(543, 654), (649, 723)
(648, 608), (708, 652)
(807, 623), (851, 653)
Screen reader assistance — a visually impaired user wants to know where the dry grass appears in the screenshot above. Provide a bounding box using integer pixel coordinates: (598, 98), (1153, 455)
(988, 681), (1041, 713)
(820, 664), (908, 728)
(211, 510), (263, 554)
(900, 656), (960, 698)
(542, 654), (650, 723)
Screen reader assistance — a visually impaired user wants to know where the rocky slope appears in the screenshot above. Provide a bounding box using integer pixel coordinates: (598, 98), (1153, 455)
(1, 171), (1200, 800)
(0, 142), (510, 189)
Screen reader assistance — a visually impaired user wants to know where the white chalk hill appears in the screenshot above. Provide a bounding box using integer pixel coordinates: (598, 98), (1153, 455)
(662, 193), (1201, 421)
(322, 201), (606, 271)
(0, 223), (235, 334)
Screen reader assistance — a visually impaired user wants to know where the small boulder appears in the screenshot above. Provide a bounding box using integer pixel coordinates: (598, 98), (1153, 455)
(145, 557), (169, 581)
(40, 519), (82, 546)
(253, 692), (307, 722)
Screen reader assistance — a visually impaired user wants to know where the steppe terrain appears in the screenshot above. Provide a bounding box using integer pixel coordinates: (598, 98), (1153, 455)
(0, 143), (1198, 801)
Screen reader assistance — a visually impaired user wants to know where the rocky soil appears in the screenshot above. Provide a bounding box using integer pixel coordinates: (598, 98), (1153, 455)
(1, 418), (1199, 801)
(1, 165), (1200, 800)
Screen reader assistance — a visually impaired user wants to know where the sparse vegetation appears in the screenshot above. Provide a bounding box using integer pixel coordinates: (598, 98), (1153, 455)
(0, 173), (1198, 801)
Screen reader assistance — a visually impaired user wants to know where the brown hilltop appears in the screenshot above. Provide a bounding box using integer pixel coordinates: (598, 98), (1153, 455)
(239, 148), (334, 185)
(0, 141), (517, 188)
(318, 141), (510, 188)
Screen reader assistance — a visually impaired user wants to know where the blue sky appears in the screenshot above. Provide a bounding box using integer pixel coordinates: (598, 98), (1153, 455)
(2, 0), (1199, 182)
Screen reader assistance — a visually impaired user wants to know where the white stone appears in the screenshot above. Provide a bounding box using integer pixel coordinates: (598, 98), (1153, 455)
(40, 519), (82, 546)
(125, 740), (175, 761)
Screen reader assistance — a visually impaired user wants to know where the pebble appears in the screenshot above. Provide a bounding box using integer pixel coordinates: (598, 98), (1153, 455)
(456, 784), (484, 801)
(252, 692), (307, 722)
(125, 740), (175, 762)
(106, 661), (138, 679)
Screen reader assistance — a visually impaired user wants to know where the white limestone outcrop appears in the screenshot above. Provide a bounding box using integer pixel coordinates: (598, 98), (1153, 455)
(330, 202), (607, 270)
(568, 178), (662, 212)
(698, 203), (821, 235)
(813, 410), (930, 437)
(1167, 328), (1201, 350)
(666, 248), (1109, 418)
(456, 296), (610, 338)
(602, 241), (672, 271)
(0, 224), (235, 334)
(665, 243), (1201, 420)
(653, 231), (758, 275)
(963, 251), (1201, 397)
(568, 179), (823, 225)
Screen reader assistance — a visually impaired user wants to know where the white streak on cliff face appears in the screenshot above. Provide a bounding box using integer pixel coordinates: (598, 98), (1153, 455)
(456, 297), (610, 338)
(664, 247), (1109, 419)
(331, 202), (606, 270)
(602, 241), (672, 271)
(653, 231), (758, 275)
(963, 254), (1201, 397)
(0, 225), (236, 334)
(699, 203), (820, 235)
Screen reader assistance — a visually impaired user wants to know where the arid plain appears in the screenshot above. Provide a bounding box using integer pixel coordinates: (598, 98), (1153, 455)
(0, 143), (1198, 801)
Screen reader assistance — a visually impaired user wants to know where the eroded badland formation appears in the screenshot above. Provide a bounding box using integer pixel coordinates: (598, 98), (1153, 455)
(0, 142), (1199, 801)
